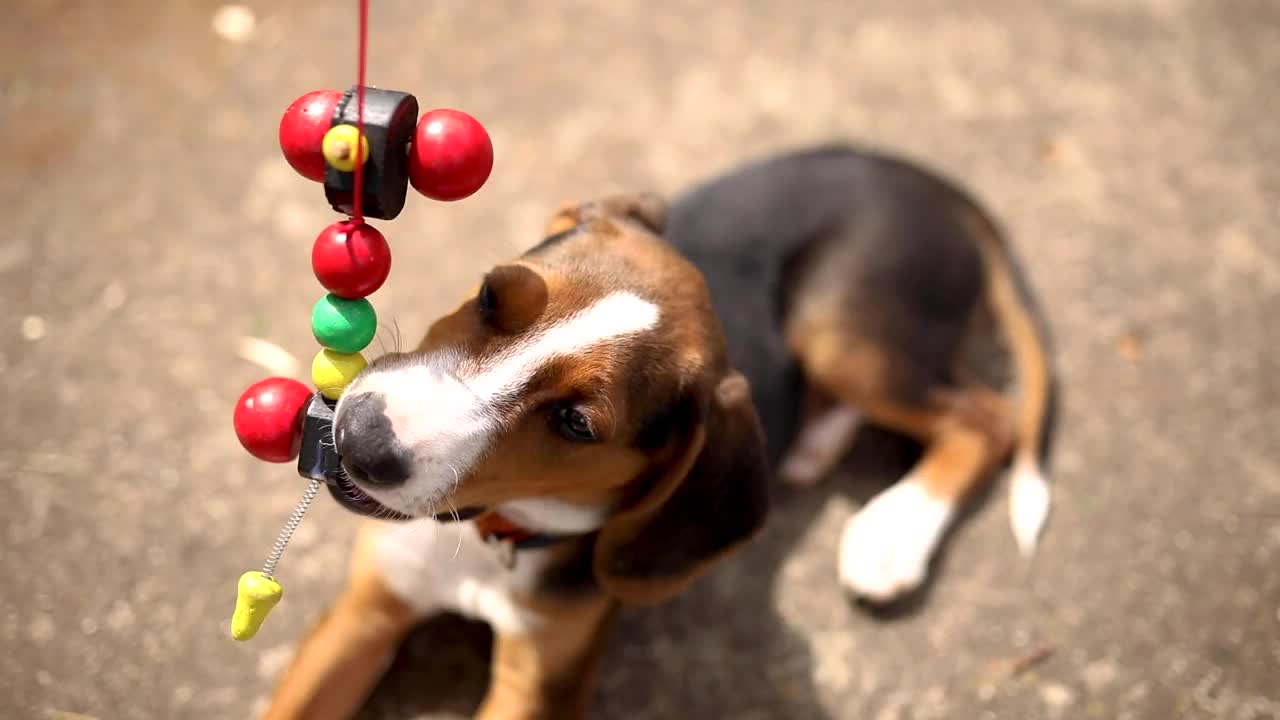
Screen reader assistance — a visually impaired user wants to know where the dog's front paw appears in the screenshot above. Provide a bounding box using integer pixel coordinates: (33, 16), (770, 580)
(838, 480), (953, 604)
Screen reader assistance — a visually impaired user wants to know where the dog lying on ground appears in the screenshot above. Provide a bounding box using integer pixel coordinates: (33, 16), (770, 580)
(259, 144), (1055, 719)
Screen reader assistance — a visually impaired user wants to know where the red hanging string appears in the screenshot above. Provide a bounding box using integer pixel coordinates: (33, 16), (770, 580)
(351, 0), (369, 224)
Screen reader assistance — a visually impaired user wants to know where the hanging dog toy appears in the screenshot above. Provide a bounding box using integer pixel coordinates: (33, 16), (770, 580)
(228, 0), (493, 641)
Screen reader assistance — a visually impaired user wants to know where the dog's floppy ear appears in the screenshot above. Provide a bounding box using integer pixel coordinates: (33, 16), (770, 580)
(593, 369), (769, 605)
(544, 192), (668, 237)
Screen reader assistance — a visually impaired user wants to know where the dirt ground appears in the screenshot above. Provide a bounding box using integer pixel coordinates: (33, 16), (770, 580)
(2, 1), (1277, 718)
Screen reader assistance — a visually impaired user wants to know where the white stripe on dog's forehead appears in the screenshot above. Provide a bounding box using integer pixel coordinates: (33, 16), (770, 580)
(460, 290), (660, 398)
(342, 290), (661, 517)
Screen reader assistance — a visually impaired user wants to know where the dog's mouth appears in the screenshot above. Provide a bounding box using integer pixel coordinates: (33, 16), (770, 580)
(327, 473), (414, 521)
(327, 471), (487, 524)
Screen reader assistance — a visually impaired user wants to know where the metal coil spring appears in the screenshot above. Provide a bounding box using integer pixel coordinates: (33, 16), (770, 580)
(261, 479), (322, 579)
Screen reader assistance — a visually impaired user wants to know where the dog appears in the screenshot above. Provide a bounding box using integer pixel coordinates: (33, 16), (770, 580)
(259, 144), (1055, 719)
(666, 145), (1056, 601)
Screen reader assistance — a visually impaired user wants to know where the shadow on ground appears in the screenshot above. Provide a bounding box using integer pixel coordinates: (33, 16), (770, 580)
(355, 426), (939, 720)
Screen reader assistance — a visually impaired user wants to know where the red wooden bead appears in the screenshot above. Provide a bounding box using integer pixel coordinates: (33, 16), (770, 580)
(311, 221), (392, 299)
(279, 90), (342, 183)
(233, 377), (313, 463)
(408, 109), (494, 202)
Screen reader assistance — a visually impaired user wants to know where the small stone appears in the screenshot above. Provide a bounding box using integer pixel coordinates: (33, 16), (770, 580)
(1084, 660), (1118, 692)
(57, 382), (82, 406)
(173, 685), (194, 704)
(21, 315), (46, 341)
(212, 5), (255, 43)
(28, 613), (55, 643)
(105, 601), (135, 632)
(1039, 135), (1084, 166)
(80, 616), (99, 636)
(1124, 682), (1150, 704)
(1116, 332), (1144, 362)
(1041, 683), (1076, 713)
(35, 670), (52, 686)
(977, 683), (997, 701)
(100, 282), (127, 311)
(918, 686), (947, 719)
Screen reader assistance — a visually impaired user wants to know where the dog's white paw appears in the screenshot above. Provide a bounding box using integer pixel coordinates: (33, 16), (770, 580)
(838, 480), (954, 603)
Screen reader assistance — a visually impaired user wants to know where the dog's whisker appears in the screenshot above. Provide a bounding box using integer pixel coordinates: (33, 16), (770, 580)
(447, 465), (465, 559)
(379, 320), (403, 357)
(448, 498), (464, 560)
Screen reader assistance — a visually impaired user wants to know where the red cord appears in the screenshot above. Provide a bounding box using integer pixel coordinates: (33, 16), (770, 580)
(351, 0), (369, 223)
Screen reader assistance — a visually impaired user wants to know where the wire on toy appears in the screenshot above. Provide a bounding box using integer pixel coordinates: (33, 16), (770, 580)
(351, 0), (368, 223)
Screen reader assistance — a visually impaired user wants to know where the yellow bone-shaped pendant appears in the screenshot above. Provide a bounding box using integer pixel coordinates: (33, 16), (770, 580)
(231, 570), (283, 641)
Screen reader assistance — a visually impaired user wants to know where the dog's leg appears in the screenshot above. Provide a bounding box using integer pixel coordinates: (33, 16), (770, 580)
(778, 404), (863, 486)
(835, 385), (1011, 603)
(476, 595), (616, 720)
(793, 326), (1012, 603)
(261, 522), (417, 720)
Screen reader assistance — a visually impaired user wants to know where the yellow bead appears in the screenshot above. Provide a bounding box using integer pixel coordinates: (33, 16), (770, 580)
(321, 124), (370, 172)
(231, 570), (282, 641)
(312, 348), (367, 399)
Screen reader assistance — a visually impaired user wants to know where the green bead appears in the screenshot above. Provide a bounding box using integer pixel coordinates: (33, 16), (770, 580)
(311, 294), (377, 353)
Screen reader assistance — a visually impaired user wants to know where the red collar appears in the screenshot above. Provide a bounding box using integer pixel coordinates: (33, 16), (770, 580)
(471, 510), (576, 567)
(473, 511), (544, 545)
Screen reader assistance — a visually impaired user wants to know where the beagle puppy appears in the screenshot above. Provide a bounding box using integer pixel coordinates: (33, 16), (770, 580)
(667, 145), (1055, 601)
(260, 144), (1055, 719)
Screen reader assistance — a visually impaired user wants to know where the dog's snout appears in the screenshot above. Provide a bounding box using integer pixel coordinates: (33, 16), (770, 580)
(335, 392), (412, 487)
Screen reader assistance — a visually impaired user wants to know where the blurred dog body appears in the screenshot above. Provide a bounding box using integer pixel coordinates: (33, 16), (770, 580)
(259, 145), (1055, 719)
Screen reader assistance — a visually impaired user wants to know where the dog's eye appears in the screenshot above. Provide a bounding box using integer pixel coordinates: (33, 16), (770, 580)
(476, 281), (497, 322)
(552, 405), (597, 442)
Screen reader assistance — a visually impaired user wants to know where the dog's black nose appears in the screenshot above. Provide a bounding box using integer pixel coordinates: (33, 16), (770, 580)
(334, 392), (412, 487)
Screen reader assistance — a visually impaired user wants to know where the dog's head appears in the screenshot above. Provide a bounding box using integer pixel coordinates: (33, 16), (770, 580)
(333, 193), (769, 603)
